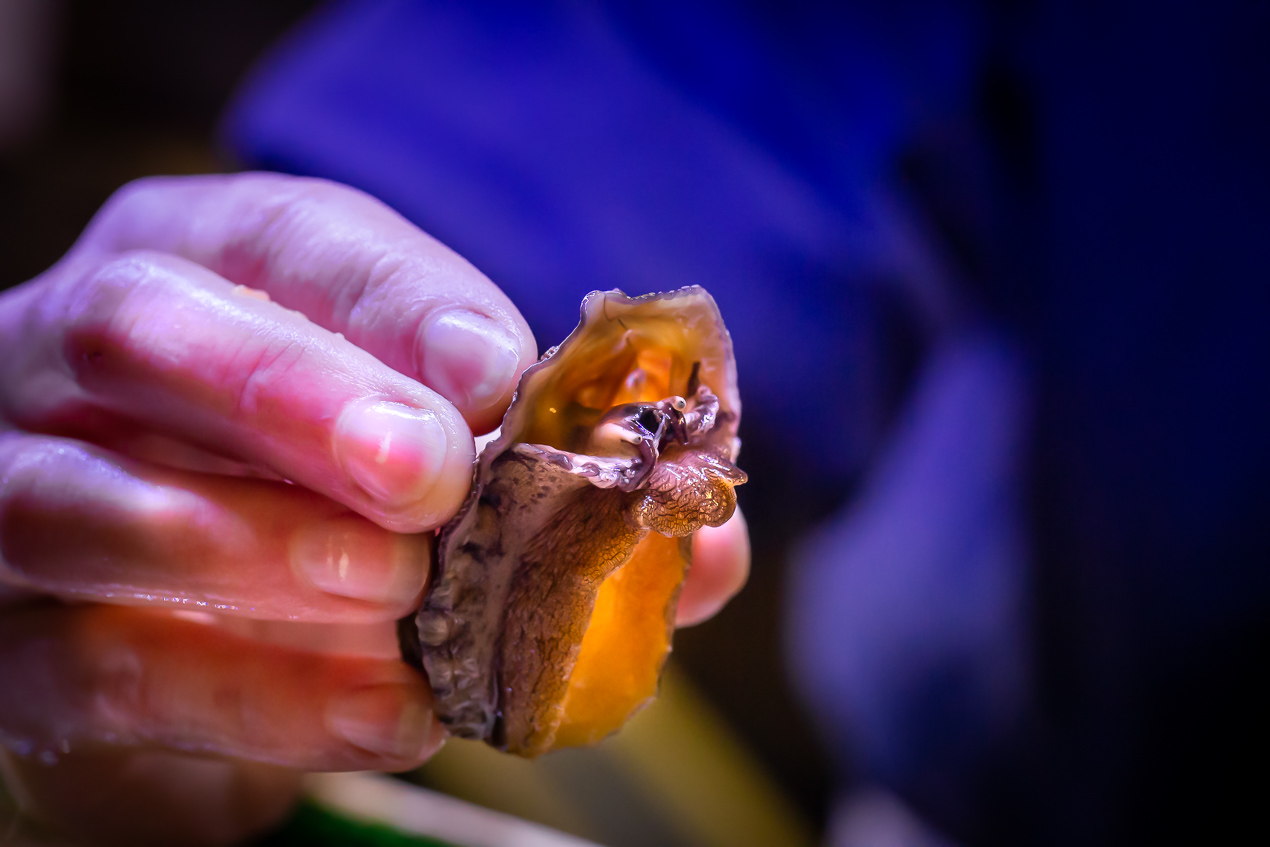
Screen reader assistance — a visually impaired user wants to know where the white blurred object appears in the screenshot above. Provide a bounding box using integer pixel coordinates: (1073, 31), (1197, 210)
(0, 0), (60, 151)
(829, 788), (959, 847)
(305, 771), (604, 847)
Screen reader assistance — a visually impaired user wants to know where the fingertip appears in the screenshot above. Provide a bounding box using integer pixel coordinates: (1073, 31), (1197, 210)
(289, 514), (431, 611)
(333, 396), (475, 533)
(325, 681), (444, 770)
(677, 508), (751, 627)
(415, 308), (536, 434)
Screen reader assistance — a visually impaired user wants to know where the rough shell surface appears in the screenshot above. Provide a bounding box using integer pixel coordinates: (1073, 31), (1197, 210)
(405, 286), (745, 757)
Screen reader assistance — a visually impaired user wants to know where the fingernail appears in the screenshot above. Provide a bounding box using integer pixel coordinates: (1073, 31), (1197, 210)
(336, 400), (448, 506)
(290, 515), (427, 605)
(326, 684), (437, 762)
(418, 310), (521, 411)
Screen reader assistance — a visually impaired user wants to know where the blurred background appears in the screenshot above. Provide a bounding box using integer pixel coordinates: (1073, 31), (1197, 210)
(2, 1), (1268, 845)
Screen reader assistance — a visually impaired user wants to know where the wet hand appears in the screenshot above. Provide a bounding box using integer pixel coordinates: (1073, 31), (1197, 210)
(0, 172), (748, 845)
(0, 173), (537, 845)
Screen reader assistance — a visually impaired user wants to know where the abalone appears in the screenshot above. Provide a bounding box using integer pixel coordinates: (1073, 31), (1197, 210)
(402, 287), (745, 757)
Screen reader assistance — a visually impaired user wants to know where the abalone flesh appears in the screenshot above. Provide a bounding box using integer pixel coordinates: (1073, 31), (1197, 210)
(403, 287), (745, 757)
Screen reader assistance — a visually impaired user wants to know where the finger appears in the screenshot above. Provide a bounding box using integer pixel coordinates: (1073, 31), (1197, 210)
(0, 434), (431, 621)
(678, 507), (750, 627)
(3, 748), (300, 847)
(2, 251), (474, 532)
(78, 172), (537, 431)
(212, 618), (404, 659)
(0, 604), (445, 772)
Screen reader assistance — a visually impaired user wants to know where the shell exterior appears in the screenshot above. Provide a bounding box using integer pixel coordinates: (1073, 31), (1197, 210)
(408, 287), (744, 756)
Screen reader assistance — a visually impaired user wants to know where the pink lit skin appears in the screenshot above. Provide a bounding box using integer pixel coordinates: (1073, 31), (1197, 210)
(0, 173), (749, 845)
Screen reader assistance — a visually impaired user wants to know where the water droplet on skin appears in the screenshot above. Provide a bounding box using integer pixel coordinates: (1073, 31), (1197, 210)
(232, 284), (271, 302)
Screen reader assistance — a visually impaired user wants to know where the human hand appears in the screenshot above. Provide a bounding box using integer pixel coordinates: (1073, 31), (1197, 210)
(0, 173), (748, 845)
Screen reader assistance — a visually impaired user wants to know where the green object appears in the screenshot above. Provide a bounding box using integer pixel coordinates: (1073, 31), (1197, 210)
(254, 799), (460, 847)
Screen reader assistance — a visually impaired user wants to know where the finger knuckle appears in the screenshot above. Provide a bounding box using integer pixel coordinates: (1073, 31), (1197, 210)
(60, 252), (172, 386)
(0, 435), (76, 511)
(89, 176), (191, 244)
(97, 175), (168, 220)
(88, 633), (147, 735)
(0, 438), (58, 563)
(224, 174), (411, 321)
(236, 172), (373, 209)
(233, 173), (360, 237)
(230, 335), (312, 418)
(214, 175), (354, 290)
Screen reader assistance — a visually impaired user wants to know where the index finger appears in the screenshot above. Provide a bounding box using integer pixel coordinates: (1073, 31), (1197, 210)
(76, 173), (537, 433)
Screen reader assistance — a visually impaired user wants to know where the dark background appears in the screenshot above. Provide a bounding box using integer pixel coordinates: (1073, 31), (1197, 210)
(1, 1), (313, 288)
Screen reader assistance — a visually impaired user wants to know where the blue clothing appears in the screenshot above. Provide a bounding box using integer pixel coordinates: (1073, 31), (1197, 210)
(226, 2), (1270, 844)
(225, 0), (972, 484)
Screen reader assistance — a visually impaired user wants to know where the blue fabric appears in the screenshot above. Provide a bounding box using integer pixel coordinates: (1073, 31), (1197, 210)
(224, 2), (1270, 843)
(224, 0), (978, 484)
